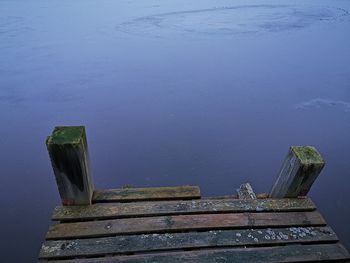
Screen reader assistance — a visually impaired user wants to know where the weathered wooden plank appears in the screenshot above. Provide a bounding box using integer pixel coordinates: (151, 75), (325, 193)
(39, 226), (338, 259)
(46, 126), (94, 205)
(237, 183), (256, 199)
(52, 198), (316, 221)
(47, 211), (326, 239)
(93, 186), (201, 203)
(40, 243), (350, 262)
(270, 146), (325, 198)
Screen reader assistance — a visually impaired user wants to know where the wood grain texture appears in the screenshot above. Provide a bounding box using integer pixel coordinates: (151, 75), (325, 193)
(237, 183), (257, 199)
(270, 146), (325, 198)
(47, 211), (326, 239)
(93, 186), (200, 202)
(39, 226), (338, 259)
(40, 243), (350, 262)
(52, 198), (316, 221)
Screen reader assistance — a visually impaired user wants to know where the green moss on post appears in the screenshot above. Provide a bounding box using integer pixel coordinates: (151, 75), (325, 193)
(292, 146), (324, 165)
(46, 126), (85, 145)
(270, 146), (325, 198)
(46, 126), (94, 205)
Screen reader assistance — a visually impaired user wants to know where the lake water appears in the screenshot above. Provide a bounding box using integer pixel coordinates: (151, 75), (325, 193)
(1, 0), (349, 261)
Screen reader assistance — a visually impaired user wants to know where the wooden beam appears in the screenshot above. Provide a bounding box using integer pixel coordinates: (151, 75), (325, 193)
(237, 183), (256, 199)
(52, 198), (316, 221)
(46, 211), (326, 239)
(39, 226), (338, 259)
(93, 186), (201, 202)
(46, 126), (94, 205)
(40, 243), (350, 262)
(270, 146), (325, 198)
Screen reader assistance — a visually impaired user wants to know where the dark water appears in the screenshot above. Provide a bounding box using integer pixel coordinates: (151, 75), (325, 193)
(1, 0), (350, 261)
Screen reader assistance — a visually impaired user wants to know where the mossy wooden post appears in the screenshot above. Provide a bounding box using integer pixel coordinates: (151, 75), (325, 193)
(46, 126), (94, 205)
(270, 146), (325, 198)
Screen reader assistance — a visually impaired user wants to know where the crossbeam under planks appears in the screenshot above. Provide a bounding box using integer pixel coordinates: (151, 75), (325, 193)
(39, 185), (350, 262)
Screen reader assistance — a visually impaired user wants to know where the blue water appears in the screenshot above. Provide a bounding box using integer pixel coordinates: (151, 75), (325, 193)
(1, 0), (350, 261)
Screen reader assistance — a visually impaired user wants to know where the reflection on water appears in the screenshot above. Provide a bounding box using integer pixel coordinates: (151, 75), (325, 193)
(0, 0), (350, 261)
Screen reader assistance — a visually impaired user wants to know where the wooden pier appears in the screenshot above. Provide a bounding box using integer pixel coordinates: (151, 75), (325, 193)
(39, 126), (350, 262)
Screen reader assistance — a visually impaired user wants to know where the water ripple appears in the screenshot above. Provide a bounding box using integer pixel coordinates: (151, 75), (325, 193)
(116, 5), (348, 38)
(296, 98), (350, 113)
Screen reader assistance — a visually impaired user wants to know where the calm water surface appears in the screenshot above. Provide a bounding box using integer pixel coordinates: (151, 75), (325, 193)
(1, 0), (350, 261)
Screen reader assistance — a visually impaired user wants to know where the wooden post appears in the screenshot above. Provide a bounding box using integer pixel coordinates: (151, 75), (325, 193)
(46, 126), (94, 205)
(237, 183), (256, 199)
(270, 146), (325, 198)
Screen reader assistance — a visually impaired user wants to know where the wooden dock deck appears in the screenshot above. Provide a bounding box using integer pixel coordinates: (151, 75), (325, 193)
(39, 126), (350, 262)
